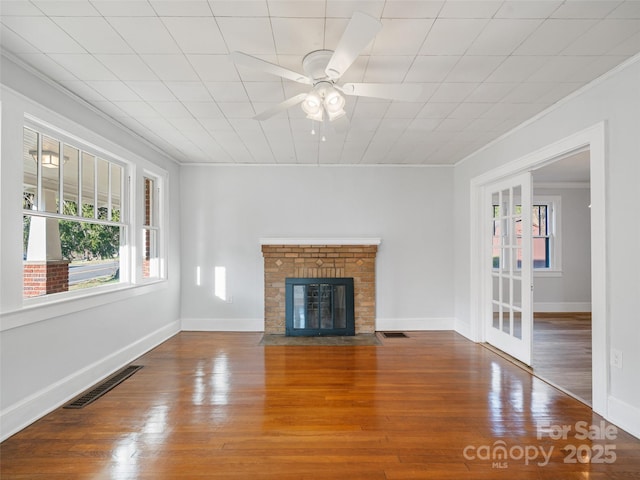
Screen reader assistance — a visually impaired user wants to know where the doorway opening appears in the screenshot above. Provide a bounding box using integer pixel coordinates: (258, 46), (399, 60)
(470, 122), (607, 415)
(531, 150), (592, 405)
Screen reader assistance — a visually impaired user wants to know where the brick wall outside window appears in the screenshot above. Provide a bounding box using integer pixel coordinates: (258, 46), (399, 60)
(23, 260), (70, 297)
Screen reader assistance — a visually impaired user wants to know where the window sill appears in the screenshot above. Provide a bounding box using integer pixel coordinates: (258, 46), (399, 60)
(0, 280), (168, 332)
(534, 270), (563, 278)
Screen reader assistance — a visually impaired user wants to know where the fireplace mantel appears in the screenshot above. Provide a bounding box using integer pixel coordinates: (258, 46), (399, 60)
(260, 237), (382, 246)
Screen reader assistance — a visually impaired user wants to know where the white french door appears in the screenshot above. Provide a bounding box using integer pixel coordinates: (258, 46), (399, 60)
(485, 172), (533, 365)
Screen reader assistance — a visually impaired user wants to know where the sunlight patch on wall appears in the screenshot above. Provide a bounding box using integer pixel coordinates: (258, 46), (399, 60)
(214, 266), (226, 301)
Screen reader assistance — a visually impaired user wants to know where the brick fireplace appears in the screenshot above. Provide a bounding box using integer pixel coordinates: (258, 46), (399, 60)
(261, 239), (380, 335)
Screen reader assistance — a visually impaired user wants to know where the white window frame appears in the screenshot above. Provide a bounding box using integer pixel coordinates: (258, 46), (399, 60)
(491, 195), (562, 276)
(532, 195), (562, 277)
(138, 170), (166, 283)
(22, 120), (133, 303)
(17, 117), (168, 306)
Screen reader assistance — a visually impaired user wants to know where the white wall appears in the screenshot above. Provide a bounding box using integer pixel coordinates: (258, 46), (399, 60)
(454, 56), (640, 436)
(0, 56), (182, 440)
(179, 165), (455, 331)
(533, 186), (591, 312)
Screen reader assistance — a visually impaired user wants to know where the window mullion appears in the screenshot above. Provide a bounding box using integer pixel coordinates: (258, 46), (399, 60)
(59, 141), (64, 215)
(36, 132), (43, 211)
(78, 148), (83, 217)
(93, 155), (98, 220)
(108, 163), (112, 222)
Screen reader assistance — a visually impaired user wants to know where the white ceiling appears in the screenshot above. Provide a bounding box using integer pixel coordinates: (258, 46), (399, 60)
(1, 0), (640, 166)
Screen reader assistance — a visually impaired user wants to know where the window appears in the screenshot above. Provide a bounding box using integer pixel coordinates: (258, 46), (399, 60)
(142, 175), (161, 279)
(533, 204), (550, 268)
(531, 197), (561, 273)
(492, 198), (560, 272)
(22, 126), (126, 298)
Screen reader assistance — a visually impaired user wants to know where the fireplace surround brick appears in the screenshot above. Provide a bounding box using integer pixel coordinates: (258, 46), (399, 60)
(262, 244), (378, 334)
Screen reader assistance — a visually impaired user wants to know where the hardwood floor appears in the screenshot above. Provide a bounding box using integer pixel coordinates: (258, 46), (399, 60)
(2, 331), (639, 479)
(533, 313), (592, 405)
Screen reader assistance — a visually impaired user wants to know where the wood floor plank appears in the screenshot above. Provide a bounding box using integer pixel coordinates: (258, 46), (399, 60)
(533, 313), (592, 404)
(1, 331), (638, 479)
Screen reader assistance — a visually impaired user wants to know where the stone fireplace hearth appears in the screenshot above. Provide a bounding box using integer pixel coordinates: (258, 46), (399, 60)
(261, 239), (380, 335)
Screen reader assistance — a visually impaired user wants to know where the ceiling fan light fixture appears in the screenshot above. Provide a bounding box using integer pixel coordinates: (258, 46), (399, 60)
(323, 88), (346, 122)
(301, 92), (322, 117)
(305, 110), (323, 122)
(327, 109), (347, 122)
(324, 90), (345, 110)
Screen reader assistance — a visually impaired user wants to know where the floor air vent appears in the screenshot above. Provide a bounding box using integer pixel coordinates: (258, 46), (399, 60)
(64, 365), (143, 409)
(382, 332), (408, 338)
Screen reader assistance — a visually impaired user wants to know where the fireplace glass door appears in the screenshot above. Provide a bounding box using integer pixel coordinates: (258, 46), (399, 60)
(285, 278), (355, 336)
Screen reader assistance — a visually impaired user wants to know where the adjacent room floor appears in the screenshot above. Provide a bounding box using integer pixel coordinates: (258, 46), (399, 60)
(1, 331), (638, 479)
(533, 312), (592, 405)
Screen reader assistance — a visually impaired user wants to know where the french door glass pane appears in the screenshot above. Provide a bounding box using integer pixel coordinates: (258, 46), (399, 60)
(492, 223), (501, 268)
(513, 279), (522, 308)
(514, 247), (523, 276)
(501, 276), (510, 304)
(513, 311), (522, 339)
(492, 275), (500, 303)
(503, 309), (512, 334)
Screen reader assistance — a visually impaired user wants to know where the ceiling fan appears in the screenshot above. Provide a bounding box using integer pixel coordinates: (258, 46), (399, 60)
(230, 12), (423, 131)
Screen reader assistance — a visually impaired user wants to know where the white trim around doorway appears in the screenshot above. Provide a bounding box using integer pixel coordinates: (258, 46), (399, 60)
(468, 122), (607, 417)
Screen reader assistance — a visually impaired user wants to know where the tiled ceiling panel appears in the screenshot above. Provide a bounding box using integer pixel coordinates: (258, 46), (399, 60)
(52, 17), (133, 54)
(1, 0), (640, 165)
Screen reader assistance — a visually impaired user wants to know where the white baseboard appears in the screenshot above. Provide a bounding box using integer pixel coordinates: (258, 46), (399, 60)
(375, 317), (455, 331)
(0, 320), (180, 442)
(534, 302), (592, 312)
(454, 318), (473, 340)
(181, 317), (264, 331)
(607, 395), (640, 440)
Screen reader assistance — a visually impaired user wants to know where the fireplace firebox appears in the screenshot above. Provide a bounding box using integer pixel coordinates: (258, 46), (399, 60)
(285, 278), (355, 336)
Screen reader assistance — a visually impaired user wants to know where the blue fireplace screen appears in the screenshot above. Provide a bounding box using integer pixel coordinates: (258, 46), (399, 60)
(285, 278), (355, 336)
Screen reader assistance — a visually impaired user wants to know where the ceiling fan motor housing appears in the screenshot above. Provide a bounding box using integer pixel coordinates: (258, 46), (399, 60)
(302, 50), (335, 81)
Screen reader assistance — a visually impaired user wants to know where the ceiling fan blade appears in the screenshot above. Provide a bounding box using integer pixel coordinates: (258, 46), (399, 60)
(331, 115), (350, 134)
(230, 51), (311, 85)
(253, 93), (308, 121)
(339, 83), (423, 102)
(325, 12), (382, 80)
